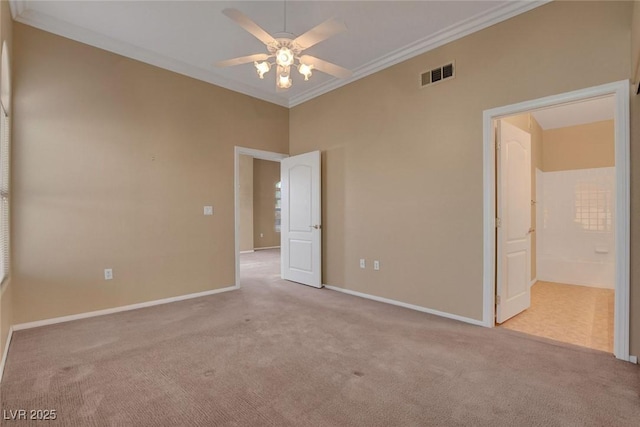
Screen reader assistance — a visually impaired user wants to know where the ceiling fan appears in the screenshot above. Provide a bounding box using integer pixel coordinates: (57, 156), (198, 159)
(215, 8), (352, 90)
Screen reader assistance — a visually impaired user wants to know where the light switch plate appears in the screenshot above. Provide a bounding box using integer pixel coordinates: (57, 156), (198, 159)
(359, 259), (366, 269)
(204, 206), (213, 216)
(104, 268), (113, 280)
(373, 261), (380, 271)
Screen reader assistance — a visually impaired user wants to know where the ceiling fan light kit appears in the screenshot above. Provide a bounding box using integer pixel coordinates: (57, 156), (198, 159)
(298, 63), (313, 81)
(254, 61), (271, 79)
(276, 46), (294, 67)
(216, 8), (352, 90)
(277, 65), (292, 89)
(253, 39), (311, 86)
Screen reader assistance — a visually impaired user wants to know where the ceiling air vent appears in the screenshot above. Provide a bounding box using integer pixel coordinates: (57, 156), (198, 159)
(421, 62), (455, 88)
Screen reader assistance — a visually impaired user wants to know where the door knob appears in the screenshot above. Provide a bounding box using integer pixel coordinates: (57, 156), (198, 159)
(528, 227), (535, 234)
(312, 224), (322, 229)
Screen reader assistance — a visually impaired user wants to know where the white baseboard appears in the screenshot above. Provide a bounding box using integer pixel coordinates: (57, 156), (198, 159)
(530, 278), (537, 287)
(254, 246), (281, 250)
(323, 285), (485, 327)
(12, 285), (238, 332)
(630, 355), (638, 364)
(239, 250), (255, 254)
(0, 326), (13, 383)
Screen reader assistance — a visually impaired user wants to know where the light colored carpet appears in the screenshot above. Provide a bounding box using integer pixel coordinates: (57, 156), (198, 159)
(500, 281), (614, 352)
(1, 249), (638, 426)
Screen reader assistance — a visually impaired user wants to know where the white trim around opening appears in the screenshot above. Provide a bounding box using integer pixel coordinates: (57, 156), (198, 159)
(234, 147), (288, 288)
(482, 80), (631, 361)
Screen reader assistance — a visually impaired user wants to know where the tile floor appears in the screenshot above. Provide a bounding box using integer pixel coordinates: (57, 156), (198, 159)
(499, 281), (614, 353)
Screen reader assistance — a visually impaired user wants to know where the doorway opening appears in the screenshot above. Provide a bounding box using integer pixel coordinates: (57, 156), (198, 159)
(482, 81), (631, 361)
(234, 147), (287, 287)
(497, 97), (616, 353)
(234, 147), (323, 290)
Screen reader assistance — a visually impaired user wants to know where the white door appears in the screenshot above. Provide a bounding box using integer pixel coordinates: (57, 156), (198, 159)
(281, 151), (322, 288)
(496, 120), (532, 323)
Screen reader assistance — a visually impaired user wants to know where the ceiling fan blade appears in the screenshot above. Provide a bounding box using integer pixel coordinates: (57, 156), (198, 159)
(300, 55), (352, 79)
(223, 8), (276, 46)
(215, 53), (270, 68)
(293, 18), (347, 50)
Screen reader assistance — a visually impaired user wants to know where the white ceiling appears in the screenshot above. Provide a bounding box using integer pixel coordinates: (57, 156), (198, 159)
(531, 96), (615, 130)
(10, 1), (547, 108)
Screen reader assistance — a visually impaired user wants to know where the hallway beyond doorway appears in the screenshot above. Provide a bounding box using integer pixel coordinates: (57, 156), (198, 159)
(239, 248), (281, 285)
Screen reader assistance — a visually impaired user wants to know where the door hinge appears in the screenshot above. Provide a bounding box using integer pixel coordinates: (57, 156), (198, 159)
(496, 295), (501, 305)
(495, 218), (502, 228)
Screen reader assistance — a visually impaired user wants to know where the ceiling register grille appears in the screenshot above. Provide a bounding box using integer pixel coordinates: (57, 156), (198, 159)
(421, 62), (455, 87)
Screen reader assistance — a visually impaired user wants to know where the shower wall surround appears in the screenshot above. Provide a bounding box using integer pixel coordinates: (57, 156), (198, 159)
(536, 167), (615, 289)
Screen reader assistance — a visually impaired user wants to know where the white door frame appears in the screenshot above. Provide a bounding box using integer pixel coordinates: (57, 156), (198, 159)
(234, 146), (288, 288)
(482, 80), (631, 361)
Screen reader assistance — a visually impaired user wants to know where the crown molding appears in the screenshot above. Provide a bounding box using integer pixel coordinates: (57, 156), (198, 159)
(11, 6), (290, 107)
(10, 0), (550, 109)
(8, 0), (27, 19)
(9, 0), (29, 19)
(288, 0), (551, 107)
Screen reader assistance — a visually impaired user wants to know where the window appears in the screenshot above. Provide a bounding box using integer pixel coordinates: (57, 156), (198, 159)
(574, 182), (612, 232)
(275, 181), (281, 233)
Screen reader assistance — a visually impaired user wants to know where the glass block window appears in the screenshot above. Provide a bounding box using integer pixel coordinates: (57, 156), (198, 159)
(574, 182), (612, 232)
(275, 181), (281, 233)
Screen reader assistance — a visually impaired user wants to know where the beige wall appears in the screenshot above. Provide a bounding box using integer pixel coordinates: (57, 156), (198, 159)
(239, 155), (254, 252)
(253, 159), (280, 249)
(630, 0), (640, 356)
(5, 0), (639, 357)
(543, 120), (615, 172)
(1, 282), (11, 355)
(239, 157), (281, 251)
(0, 0), (13, 355)
(290, 1), (631, 324)
(503, 114), (543, 282)
(12, 24), (288, 324)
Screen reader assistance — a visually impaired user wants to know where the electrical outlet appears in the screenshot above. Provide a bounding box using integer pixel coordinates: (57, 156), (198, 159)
(359, 259), (366, 269)
(104, 268), (113, 280)
(373, 261), (380, 271)
(204, 206), (213, 216)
